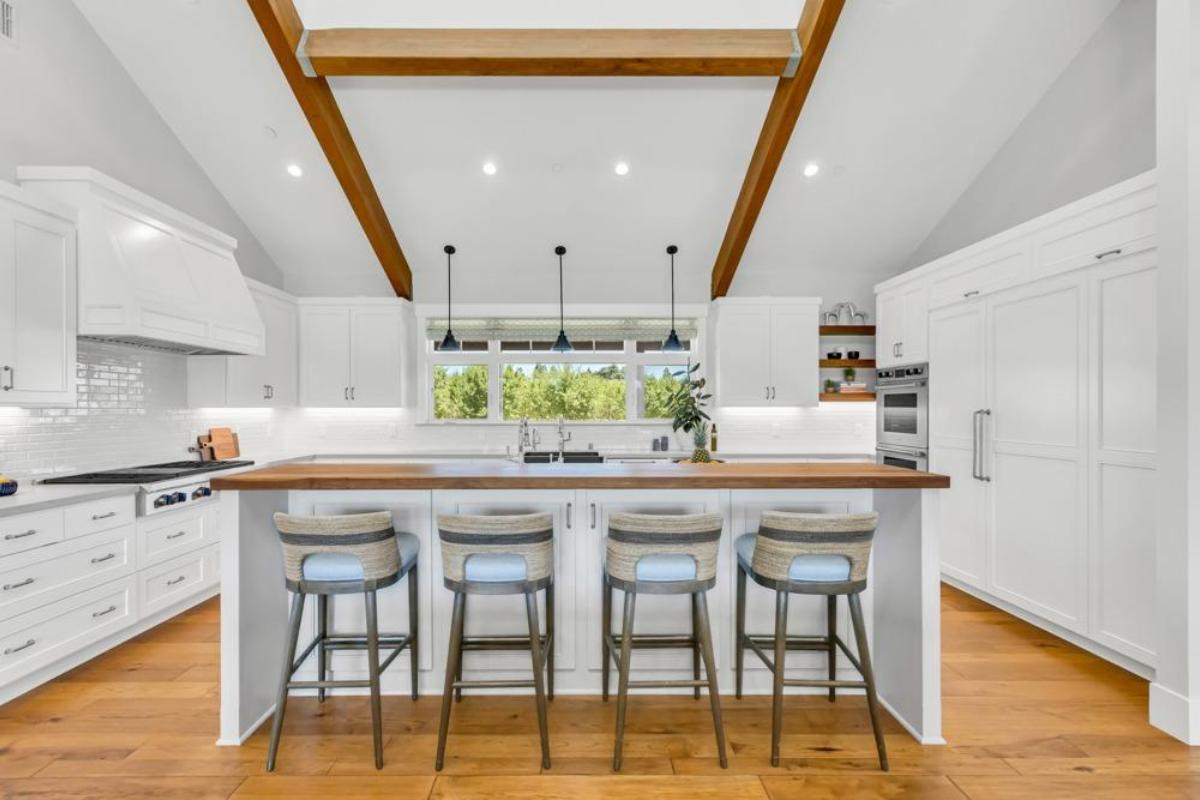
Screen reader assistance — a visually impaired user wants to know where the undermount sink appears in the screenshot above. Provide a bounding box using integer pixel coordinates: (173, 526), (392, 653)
(523, 450), (604, 464)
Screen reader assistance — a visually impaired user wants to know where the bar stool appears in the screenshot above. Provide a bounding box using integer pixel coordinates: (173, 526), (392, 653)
(734, 511), (888, 770)
(435, 512), (555, 771)
(602, 511), (727, 771)
(265, 511), (419, 771)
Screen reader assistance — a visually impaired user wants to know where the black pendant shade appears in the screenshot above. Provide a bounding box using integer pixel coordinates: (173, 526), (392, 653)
(551, 245), (573, 352)
(662, 244), (684, 351)
(440, 244), (460, 352)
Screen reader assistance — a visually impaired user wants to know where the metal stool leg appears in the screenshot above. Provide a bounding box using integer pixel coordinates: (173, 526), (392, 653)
(364, 590), (384, 769)
(525, 589), (552, 769)
(827, 595), (837, 702)
(316, 594), (328, 703)
(694, 591), (728, 768)
(848, 592), (889, 771)
(546, 579), (555, 702)
(601, 571), (612, 701)
(455, 595), (466, 703)
(408, 564), (419, 701)
(770, 589), (789, 767)
(266, 590), (305, 772)
(612, 589), (636, 771)
(435, 591), (465, 771)
(690, 593), (701, 700)
(735, 565), (747, 700)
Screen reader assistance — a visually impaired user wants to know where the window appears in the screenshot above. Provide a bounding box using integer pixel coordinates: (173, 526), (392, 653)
(424, 321), (698, 423)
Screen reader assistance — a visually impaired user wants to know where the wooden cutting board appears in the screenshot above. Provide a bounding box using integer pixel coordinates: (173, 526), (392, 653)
(208, 427), (239, 460)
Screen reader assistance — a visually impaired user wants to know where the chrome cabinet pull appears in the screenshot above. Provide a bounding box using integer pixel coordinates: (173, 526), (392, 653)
(971, 410), (983, 480)
(92, 605), (118, 619)
(92, 511), (117, 521)
(590, 503), (597, 530)
(1095, 248), (1123, 260)
(166, 531), (188, 540)
(4, 639), (35, 655)
(3, 577), (34, 591)
(963, 290), (980, 298)
(90, 553), (116, 564)
(980, 409), (992, 481)
(1, 365), (12, 391)
(4, 529), (38, 541)
(566, 502), (573, 529)
(344, 387), (349, 400)
(350, 387), (356, 401)
(765, 385), (769, 400)
(166, 575), (187, 586)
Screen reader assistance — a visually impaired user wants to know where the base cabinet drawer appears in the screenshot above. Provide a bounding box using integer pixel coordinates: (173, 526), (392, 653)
(65, 496), (136, 540)
(139, 545), (219, 619)
(0, 510), (65, 558)
(0, 577), (137, 683)
(0, 526), (135, 621)
(138, 507), (218, 569)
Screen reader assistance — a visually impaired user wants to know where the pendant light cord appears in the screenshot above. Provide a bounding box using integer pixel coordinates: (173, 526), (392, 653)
(446, 249), (452, 330)
(669, 250), (676, 331)
(558, 252), (565, 331)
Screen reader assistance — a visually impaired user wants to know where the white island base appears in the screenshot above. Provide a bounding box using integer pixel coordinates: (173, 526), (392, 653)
(217, 487), (943, 746)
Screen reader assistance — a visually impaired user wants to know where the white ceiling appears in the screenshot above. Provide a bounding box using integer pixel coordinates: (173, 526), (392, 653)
(74, 0), (1119, 303)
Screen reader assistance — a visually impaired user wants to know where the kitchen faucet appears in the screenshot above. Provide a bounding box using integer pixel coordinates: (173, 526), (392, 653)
(517, 418), (541, 456)
(557, 417), (572, 457)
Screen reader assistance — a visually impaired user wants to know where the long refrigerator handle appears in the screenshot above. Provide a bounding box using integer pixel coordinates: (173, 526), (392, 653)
(980, 409), (992, 482)
(971, 410), (982, 480)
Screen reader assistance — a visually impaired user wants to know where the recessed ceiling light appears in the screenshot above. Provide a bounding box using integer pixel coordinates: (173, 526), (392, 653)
(803, 162), (820, 178)
(286, 163), (303, 178)
(614, 161), (630, 176)
(482, 161), (498, 176)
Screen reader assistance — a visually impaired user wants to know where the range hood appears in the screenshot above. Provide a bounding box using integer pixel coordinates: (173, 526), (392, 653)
(16, 167), (265, 356)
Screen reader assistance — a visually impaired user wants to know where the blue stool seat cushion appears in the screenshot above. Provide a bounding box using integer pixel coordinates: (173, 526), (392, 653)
(634, 553), (697, 582)
(301, 531), (421, 582)
(464, 552), (528, 582)
(735, 533), (852, 583)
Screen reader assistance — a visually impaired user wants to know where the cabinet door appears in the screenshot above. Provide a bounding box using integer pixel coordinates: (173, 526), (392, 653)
(0, 200), (76, 406)
(261, 293), (298, 406)
(986, 275), (1088, 632)
(899, 284), (928, 364)
(769, 305), (818, 406)
(299, 307), (351, 406)
(715, 305), (772, 407)
(349, 307), (403, 406)
(928, 304), (987, 588)
(875, 290), (903, 368)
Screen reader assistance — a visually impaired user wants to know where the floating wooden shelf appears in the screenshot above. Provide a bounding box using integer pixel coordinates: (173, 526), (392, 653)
(819, 392), (876, 402)
(820, 359), (876, 368)
(819, 325), (875, 336)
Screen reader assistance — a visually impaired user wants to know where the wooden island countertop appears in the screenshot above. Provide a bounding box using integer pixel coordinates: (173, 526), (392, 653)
(211, 460), (950, 491)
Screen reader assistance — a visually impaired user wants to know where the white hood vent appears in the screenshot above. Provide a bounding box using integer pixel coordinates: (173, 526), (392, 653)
(16, 167), (265, 356)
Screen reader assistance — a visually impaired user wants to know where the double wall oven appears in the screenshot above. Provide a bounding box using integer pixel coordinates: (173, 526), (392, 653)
(876, 364), (928, 471)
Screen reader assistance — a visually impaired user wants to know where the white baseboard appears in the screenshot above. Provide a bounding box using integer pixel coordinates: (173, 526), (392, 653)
(216, 703), (276, 747)
(1150, 682), (1200, 745)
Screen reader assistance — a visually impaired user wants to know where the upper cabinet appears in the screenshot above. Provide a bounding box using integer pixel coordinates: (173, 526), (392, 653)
(876, 283), (928, 368)
(299, 301), (411, 407)
(187, 282), (298, 408)
(711, 298), (819, 407)
(0, 183), (77, 407)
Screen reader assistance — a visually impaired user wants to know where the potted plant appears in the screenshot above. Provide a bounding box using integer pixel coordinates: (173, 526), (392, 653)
(843, 366), (857, 384)
(824, 378), (838, 394)
(667, 362), (713, 463)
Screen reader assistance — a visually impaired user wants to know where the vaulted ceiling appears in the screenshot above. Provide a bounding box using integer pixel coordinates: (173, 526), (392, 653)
(74, 0), (1119, 306)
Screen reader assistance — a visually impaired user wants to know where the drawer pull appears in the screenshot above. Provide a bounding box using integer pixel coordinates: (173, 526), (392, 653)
(2, 577), (34, 591)
(92, 605), (118, 619)
(91, 511), (118, 521)
(90, 553), (117, 565)
(4, 639), (35, 655)
(4, 529), (38, 541)
(963, 290), (980, 298)
(166, 575), (187, 586)
(166, 531), (188, 540)
(1095, 248), (1123, 260)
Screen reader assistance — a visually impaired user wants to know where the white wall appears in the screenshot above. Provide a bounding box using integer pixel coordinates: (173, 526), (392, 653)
(905, 0), (1155, 268)
(0, 0), (283, 288)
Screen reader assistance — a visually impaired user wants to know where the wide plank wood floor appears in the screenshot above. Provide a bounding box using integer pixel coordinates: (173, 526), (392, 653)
(0, 586), (1196, 799)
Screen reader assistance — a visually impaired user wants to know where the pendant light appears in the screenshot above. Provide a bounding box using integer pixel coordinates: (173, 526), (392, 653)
(551, 245), (573, 352)
(439, 244), (461, 351)
(662, 244), (684, 351)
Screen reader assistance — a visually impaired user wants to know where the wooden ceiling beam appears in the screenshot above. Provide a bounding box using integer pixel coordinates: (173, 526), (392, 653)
(246, 0), (413, 298)
(301, 28), (800, 77)
(710, 0), (845, 299)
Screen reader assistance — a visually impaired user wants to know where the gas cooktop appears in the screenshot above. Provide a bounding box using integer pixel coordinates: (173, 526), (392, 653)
(41, 460), (255, 485)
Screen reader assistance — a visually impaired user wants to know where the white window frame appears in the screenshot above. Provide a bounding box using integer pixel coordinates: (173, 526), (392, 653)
(415, 303), (708, 425)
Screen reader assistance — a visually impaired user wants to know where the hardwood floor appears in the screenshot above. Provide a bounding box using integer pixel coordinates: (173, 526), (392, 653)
(0, 586), (1196, 798)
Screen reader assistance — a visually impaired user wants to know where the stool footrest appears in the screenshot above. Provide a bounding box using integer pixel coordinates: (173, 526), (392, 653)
(742, 632), (859, 676)
(627, 679), (710, 689)
(288, 679), (372, 690)
(783, 679), (867, 689)
(453, 679), (536, 690)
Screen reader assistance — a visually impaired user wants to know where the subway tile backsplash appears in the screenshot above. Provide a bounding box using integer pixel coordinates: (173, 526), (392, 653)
(0, 343), (874, 481)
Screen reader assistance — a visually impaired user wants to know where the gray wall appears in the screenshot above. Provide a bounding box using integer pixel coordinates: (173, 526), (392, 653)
(0, 0), (283, 287)
(904, 0), (1155, 268)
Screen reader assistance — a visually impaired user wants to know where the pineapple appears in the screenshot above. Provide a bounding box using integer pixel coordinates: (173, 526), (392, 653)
(690, 425), (711, 463)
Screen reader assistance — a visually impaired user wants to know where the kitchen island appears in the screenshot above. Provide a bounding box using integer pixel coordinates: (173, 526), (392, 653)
(211, 461), (949, 747)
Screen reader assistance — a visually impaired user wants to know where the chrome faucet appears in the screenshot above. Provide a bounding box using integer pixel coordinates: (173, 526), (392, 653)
(517, 418), (541, 456)
(557, 417), (572, 456)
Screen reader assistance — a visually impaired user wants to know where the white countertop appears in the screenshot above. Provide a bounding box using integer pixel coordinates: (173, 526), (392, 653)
(0, 484), (138, 519)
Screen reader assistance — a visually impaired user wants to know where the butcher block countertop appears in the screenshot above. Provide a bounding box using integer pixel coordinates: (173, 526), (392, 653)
(210, 461), (950, 491)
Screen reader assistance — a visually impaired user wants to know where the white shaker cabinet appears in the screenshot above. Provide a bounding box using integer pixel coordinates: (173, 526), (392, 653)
(711, 298), (819, 407)
(299, 300), (411, 407)
(876, 284), (928, 368)
(0, 183), (77, 407)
